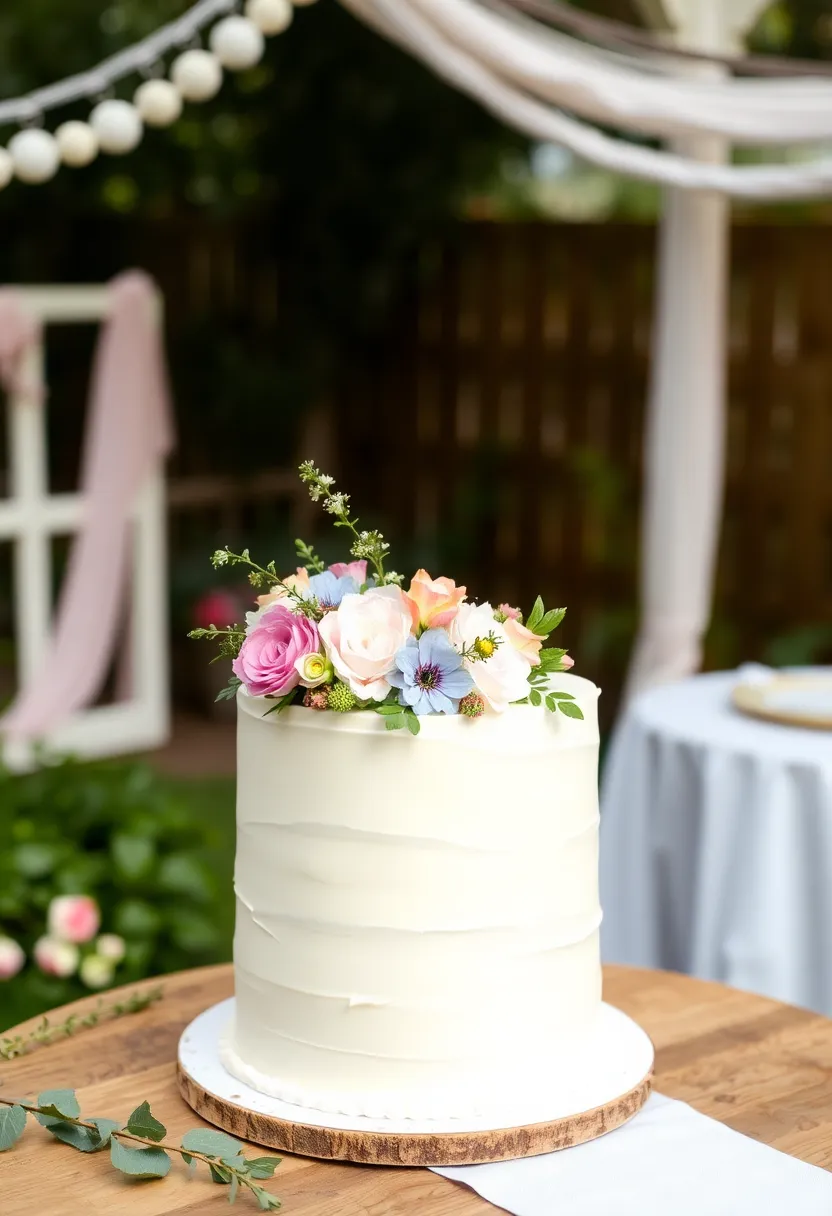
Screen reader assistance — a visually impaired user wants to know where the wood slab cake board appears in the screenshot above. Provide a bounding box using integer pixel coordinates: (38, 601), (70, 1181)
(177, 999), (655, 1166)
(178, 1066), (652, 1165)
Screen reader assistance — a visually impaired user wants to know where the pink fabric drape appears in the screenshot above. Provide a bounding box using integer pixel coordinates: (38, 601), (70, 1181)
(2, 271), (174, 740)
(0, 293), (42, 402)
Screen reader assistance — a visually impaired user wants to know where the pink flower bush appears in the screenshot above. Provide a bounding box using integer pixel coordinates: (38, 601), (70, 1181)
(48, 894), (100, 944)
(234, 604), (320, 698)
(0, 936), (25, 980)
(329, 559), (367, 584)
(95, 933), (126, 963)
(319, 586), (414, 701)
(34, 936), (80, 978)
(404, 570), (467, 630)
(503, 617), (547, 667)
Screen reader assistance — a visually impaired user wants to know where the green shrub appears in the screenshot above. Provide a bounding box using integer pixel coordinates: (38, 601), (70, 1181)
(0, 757), (234, 1029)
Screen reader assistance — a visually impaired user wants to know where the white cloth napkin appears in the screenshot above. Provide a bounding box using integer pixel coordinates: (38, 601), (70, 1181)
(431, 1094), (832, 1216)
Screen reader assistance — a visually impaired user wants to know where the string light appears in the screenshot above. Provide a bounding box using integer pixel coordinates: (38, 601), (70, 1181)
(0, 0), (318, 190)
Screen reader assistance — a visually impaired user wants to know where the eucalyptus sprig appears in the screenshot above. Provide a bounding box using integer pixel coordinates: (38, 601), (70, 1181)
(298, 461), (403, 586)
(0, 987), (163, 1062)
(0, 1090), (281, 1210)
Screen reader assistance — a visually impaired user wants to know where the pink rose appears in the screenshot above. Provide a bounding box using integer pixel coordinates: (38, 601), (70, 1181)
(404, 570), (467, 630)
(48, 894), (100, 944)
(503, 617), (547, 667)
(34, 936), (79, 978)
(329, 560), (367, 585)
(256, 567), (311, 610)
(233, 603), (320, 698)
(561, 654), (575, 670)
(0, 936), (25, 980)
(319, 586), (414, 701)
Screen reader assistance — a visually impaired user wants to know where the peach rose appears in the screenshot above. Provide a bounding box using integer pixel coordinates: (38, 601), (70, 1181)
(404, 570), (466, 630)
(503, 617), (547, 667)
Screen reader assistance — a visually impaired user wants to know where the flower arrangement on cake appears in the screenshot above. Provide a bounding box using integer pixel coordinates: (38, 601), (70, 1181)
(189, 461), (581, 733)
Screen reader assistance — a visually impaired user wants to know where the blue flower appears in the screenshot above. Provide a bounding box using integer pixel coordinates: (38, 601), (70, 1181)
(307, 570), (358, 609)
(388, 629), (474, 716)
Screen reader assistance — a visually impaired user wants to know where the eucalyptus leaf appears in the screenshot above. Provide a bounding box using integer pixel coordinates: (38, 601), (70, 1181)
(229, 1173), (240, 1204)
(110, 1137), (171, 1178)
(0, 1105), (26, 1151)
(558, 701), (584, 720)
(181, 1128), (243, 1157)
(246, 1157), (282, 1180)
(37, 1089), (79, 1119)
(210, 1163), (232, 1184)
(125, 1101), (166, 1142)
(88, 1118), (121, 1149)
(36, 1119), (100, 1152)
(253, 1185), (282, 1211)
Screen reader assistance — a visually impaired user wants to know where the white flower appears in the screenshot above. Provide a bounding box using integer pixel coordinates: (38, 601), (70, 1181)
(451, 602), (531, 712)
(0, 936), (25, 980)
(95, 933), (126, 963)
(319, 585), (414, 702)
(80, 954), (115, 990)
(34, 936), (79, 978)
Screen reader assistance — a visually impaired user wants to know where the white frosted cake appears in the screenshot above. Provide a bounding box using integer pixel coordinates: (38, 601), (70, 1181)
(221, 672), (602, 1119)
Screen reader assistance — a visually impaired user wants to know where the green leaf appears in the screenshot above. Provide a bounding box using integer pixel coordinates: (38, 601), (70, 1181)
(35, 1118), (99, 1152)
(558, 701), (584, 720)
(246, 1157), (282, 1180)
(181, 1128), (243, 1158)
(538, 648), (567, 664)
(0, 1105), (26, 1151)
(110, 1137), (171, 1178)
(373, 704), (405, 715)
(537, 607), (566, 635)
(252, 1185), (282, 1211)
(525, 595), (545, 633)
(545, 690), (575, 701)
(405, 712), (420, 736)
(126, 1101), (166, 1143)
(545, 694), (557, 712)
(215, 676), (242, 703)
(13, 842), (60, 878)
(210, 1163), (232, 1184)
(529, 688), (542, 707)
(38, 1089), (80, 1119)
(229, 1173), (240, 1204)
(262, 691), (298, 717)
(112, 833), (155, 882)
(114, 899), (162, 939)
(157, 854), (213, 902)
(384, 714), (406, 731)
(88, 1118), (121, 1149)
(170, 908), (221, 953)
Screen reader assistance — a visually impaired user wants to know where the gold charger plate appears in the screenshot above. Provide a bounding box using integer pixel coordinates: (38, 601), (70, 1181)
(732, 674), (832, 731)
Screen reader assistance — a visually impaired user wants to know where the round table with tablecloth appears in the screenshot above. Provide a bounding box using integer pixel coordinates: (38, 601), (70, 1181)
(600, 669), (832, 1015)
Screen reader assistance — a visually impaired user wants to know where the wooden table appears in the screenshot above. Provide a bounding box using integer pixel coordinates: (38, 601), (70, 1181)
(2, 964), (831, 1215)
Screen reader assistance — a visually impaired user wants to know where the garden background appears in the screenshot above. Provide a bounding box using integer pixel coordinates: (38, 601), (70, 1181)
(1, 0), (831, 1027)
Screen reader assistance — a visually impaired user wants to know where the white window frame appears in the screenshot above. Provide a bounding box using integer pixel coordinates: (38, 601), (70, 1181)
(2, 285), (170, 770)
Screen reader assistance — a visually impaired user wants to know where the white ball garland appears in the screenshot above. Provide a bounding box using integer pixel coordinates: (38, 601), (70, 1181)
(244, 0), (293, 36)
(9, 129), (60, 184)
(209, 17), (265, 71)
(0, 149), (13, 190)
(90, 99), (143, 155)
(55, 121), (98, 167)
(171, 49), (223, 102)
(134, 78), (183, 128)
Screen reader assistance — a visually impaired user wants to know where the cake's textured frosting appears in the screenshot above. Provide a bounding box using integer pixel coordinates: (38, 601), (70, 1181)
(227, 673), (602, 1119)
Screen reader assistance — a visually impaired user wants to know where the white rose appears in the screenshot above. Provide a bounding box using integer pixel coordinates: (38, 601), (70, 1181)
(319, 585), (414, 702)
(451, 602), (531, 712)
(80, 953), (115, 990)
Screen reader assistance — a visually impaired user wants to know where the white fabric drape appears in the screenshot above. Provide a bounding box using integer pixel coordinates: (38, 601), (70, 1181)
(342, 0), (832, 198)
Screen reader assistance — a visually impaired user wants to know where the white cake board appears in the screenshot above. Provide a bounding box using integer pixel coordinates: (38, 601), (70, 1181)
(177, 998), (654, 1165)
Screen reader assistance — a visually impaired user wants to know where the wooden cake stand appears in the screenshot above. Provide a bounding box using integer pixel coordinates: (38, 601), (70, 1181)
(178, 998), (654, 1166)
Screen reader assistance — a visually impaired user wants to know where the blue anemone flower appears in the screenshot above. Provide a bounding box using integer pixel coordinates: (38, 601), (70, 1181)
(307, 570), (358, 609)
(388, 629), (474, 716)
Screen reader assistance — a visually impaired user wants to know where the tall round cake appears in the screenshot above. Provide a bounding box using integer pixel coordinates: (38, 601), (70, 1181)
(222, 672), (602, 1119)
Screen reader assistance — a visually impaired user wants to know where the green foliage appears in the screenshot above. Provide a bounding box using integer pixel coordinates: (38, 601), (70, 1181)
(1, 986), (163, 1060)
(0, 1105), (26, 1151)
(0, 1092), (282, 1208)
(0, 757), (227, 1028)
(373, 703), (421, 735)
